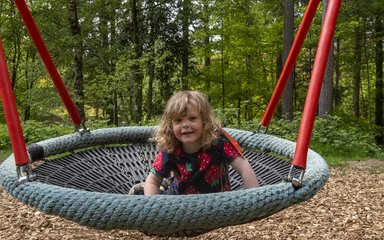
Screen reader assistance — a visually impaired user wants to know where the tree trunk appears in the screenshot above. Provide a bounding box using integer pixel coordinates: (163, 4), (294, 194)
(11, 35), (21, 90)
(221, 44), (225, 109)
(318, 0), (334, 118)
(275, 50), (283, 118)
(24, 52), (31, 121)
(181, 0), (190, 90)
(203, 1), (211, 90)
(363, 18), (372, 126)
(110, 3), (118, 125)
(353, 23), (362, 118)
(130, 0), (143, 123)
(112, 89), (118, 125)
(281, 0), (294, 120)
(237, 97), (241, 127)
(375, 16), (383, 144)
(334, 37), (341, 108)
(146, 58), (154, 121)
(145, 0), (156, 122)
(97, 0), (117, 125)
(99, 0), (110, 69)
(244, 1), (253, 122)
(68, 0), (85, 122)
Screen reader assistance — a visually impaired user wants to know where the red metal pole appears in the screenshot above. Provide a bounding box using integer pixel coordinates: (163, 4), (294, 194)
(261, 0), (321, 127)
(292, 0), (342, 169)
(0, 39), (30, 166)
(13, 0), (82, 126)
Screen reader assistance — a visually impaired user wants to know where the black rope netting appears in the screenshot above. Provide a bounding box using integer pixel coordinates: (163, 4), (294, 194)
(32, 143), (300, 194)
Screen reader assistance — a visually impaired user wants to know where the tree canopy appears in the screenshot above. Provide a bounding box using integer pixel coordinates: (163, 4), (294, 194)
(0, 0), (383, 145)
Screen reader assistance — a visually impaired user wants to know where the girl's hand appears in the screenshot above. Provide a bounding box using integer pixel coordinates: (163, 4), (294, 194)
(144, 173), (163, 195)
(230, 156), (259, 189)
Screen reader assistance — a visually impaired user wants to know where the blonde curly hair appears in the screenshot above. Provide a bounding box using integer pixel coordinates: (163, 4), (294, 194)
(154, 90), (222, 153)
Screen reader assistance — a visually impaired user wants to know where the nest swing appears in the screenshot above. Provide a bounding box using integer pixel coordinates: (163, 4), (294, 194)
(0, 0), (341, 236)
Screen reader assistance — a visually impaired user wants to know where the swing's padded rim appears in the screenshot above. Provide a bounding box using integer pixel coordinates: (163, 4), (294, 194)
(0, 126), (329, 235)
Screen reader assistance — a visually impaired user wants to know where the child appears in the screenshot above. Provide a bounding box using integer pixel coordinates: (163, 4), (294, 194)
(144, 90), (259, 195)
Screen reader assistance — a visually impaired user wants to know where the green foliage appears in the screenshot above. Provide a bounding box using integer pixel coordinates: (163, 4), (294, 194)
(85, 119), (113, 129)
(0, 124), (10, 152)
(215, 106), (240, 127)
(1, 0), (383, 166)
(1, 114), (383, 168)
(211, 108), (384, 168)
(266, 115), (384, 165)
(310, 116), (384, 160)
(21, 121), (73, 144)
(0, 121), (73, 159)
(226, 112), (384, 166)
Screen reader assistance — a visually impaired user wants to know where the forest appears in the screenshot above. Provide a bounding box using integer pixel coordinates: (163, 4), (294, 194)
(0, 0), (383, 164)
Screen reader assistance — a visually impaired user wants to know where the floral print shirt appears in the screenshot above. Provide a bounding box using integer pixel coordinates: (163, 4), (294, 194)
(150, 135), (240, 194)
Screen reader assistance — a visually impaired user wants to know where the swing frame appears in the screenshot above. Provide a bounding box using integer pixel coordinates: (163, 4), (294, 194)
(0, 0), (341, 235)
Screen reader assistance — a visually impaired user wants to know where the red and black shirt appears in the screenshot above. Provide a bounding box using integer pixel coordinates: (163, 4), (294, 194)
(150, 135), (240, 194)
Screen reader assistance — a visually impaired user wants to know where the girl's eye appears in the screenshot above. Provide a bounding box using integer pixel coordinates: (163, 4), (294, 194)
(174, 118), (182, 123)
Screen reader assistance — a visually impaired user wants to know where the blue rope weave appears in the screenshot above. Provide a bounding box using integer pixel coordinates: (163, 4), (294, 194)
(0, 127), (328, 235)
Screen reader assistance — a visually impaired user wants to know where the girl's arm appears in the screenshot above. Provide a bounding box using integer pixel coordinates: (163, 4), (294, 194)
(144, 172), (163, 195)
(230, 156), (259, 189)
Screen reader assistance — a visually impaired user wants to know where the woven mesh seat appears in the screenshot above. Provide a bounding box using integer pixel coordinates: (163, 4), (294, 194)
(32, 143), (299, 194)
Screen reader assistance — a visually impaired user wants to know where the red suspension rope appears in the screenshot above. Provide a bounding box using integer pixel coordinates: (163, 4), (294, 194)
(13, 0), (82, 126)
(0, 39), (30, 166)
(292, 0), (342, 169)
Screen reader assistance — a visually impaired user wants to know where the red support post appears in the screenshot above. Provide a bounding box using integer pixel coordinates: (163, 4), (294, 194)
(261, 0), (321, 127)
(13, 0), (82, 126)
(292, 0), (342, 169)
(0, 39), (30, 166)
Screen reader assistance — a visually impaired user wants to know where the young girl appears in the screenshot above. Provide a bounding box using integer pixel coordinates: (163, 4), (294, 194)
(144, 90), (259, 195)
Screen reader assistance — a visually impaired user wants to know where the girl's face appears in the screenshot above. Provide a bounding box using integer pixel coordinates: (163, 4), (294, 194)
(172, 105), (203, 153)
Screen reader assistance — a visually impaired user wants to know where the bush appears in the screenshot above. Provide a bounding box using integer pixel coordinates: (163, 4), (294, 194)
(0, 121), (73, 155)
(309, 116), (384, 161)
(21, 120), (73, 144)
(0, 124), (10, 152)
(271, 116), (384, 164)
(229, 114), (384, 166)
(1, 115), (383, 166)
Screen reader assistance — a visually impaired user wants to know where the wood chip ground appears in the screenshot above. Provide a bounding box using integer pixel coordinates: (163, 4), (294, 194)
(1, 161), (383, 239)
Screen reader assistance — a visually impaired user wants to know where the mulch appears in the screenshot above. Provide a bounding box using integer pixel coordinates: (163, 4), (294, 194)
(1, 162), (383, 240)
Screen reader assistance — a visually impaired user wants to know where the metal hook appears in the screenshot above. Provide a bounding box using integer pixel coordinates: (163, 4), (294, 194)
(256, 123), (268, 134)
(16, 164), (37, 184)
(284, 165), (305, 189)
(75, 122), (90, 134)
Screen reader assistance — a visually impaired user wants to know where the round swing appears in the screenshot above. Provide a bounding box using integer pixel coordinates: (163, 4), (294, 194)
(0, 0), (341, 236)
(1, 127), (328, 236)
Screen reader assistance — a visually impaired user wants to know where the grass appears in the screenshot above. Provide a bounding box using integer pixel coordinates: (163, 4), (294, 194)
(315, 147), (384, 168)
(0, 148), (11, 162)
(321, 155), (349, 168)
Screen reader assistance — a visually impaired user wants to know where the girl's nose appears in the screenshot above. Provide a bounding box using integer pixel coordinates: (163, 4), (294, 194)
(181, 120), (189, 128)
